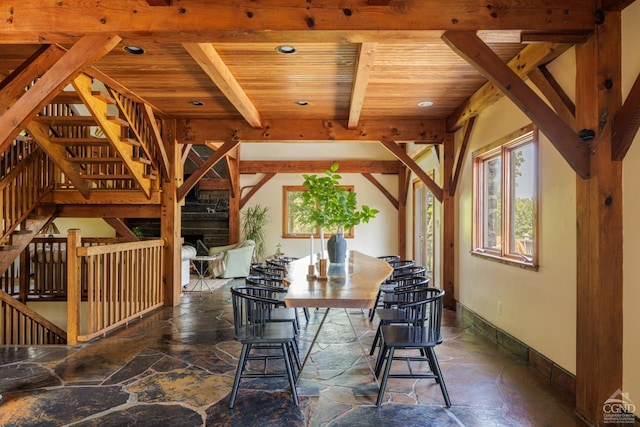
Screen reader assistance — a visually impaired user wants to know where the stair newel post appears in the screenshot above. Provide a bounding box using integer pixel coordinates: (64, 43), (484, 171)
(66, 229), (82, 346)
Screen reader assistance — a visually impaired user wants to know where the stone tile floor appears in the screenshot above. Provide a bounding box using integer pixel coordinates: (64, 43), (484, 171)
(0, 278), (586, 426)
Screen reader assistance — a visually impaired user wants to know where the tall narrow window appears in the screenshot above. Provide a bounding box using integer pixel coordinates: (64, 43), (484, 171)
(472, 125), (538, 267)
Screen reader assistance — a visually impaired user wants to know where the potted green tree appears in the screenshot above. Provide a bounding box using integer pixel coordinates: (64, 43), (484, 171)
(241, 204), (270, 262)
(300, 162), (378, 264)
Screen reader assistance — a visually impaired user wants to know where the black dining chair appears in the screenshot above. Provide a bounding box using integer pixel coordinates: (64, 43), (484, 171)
(369, 259), (419, 321)
(250, 263), (286, 279)
(369, 279), (431, 355)
(243, 279), (301, 334)
(229, 285), (300, 409)
(377, 255), (400, 263)
(381, 275), (430, 309)
(247, 269), (310, 324)
(373, 287), (450, 407)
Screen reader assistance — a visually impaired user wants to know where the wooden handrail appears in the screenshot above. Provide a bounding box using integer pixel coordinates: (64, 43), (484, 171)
(67, 229), (165, 344)
(0, 289), (67, 345)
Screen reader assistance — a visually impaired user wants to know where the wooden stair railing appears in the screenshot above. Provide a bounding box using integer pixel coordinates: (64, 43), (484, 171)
(0, 288), (67, 345)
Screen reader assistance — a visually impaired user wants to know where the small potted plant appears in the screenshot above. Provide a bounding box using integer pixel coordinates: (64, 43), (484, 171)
(300, 162), (378, 264)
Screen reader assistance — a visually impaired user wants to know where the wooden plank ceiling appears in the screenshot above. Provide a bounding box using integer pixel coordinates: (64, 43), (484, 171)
(0, 0), (596, 142)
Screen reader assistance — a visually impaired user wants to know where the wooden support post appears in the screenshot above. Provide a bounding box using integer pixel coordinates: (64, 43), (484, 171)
(161, 119), (182, 306)
(575, 10), (623, 426)
(228, 146), (241, 244)
(66, 229), (82, 346)
(442, 133), (456, 309)
(398, 163), (409, 259)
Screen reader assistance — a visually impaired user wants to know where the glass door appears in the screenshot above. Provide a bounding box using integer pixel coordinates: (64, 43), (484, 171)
(413, 179), (435, 277)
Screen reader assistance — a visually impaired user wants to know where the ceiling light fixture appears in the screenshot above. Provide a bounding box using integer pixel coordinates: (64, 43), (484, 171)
(418, 101), (434, 107)
(295, 101), (309, 106)
(189, 100), (204, 106)
(123, 45), (145, 55)
(276, 45), (297, 55)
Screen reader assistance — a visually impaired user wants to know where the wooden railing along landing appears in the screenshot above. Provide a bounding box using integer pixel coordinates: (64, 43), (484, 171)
(0, 289), (67, 345)
(66, 229), (165, 345)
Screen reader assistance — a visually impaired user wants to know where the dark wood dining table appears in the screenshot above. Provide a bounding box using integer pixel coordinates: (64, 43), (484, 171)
(283, 251), (394, 383)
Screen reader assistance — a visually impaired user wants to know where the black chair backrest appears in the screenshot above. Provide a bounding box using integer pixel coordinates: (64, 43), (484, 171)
(266, 257), (299, 268)
(250, 263), (286, 279)
(388, 275), (430, 290)
(231, 285), (283, 338)
(398, 287), (445, 345)
(395, 265), (427, 278)
(246, 275), (285, 289)
(377, 255), (400, 263)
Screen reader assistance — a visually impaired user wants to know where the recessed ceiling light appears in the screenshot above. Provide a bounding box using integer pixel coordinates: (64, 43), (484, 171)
(123, 45), (145, 55)
(295, 101), (309, 106)
(189, 100), (204, 106)
(418, 101), (434, 107)
(276, 45), (297, 55)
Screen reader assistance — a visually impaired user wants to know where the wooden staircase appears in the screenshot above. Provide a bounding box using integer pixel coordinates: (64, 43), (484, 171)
(26, 74), (159, 197)
(0, 205), (56, 276)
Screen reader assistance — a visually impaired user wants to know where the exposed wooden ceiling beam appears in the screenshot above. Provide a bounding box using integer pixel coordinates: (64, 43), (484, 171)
(187, 150), (220, 179)
(182, 43), (262, 128)
(362, 172), (398, 209)
(446, 42), (571, 132)
(443, 31), (590, 179)
(198, 178), (231, 191)
(178, 118), (445, 144)
(104, 218), (140, 241)
(0, 45), (64, 111)
(0, 1), (595, 43)
(378, 140), (443, 202)
(25, 122), (92, 198)
(520, 32), (589, 44)
(0, 35), (121, 154)
(528, 65), (576, 130)
(612, 71), (640, 160)
(225, 153), (238, 199)
(239, 160), (400, 174)
(43, 190), (162, 205)
(146, 0), (171, 5)
(177, 139), (240, 202)
(602, 0), (636, 11)
(348, 42), (377, 129)
(240, 173), (276, 209)
(450, 116), (476, 196)
(57, 204), (161, 218)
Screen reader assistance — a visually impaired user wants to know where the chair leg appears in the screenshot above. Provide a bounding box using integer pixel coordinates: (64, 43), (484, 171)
(369, 325), (382, 355)
(376, 347), (396, 406)
(426, 347), (451, 407)
(369, 290), (381, 321)
(288, 341), (302, 371)
(374, 342), (389, 378)
(282, 343), (299, 406)
(229, 344), (250, 409)
(303, 308), (310, 322)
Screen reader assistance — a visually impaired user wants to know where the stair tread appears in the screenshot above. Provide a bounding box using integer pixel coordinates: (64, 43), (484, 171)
(34, 116), (98, 126)
(51, 137), (110, 145)
(68, 157), (122, 163)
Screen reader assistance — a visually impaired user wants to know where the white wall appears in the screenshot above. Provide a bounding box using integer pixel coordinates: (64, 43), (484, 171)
(455, 93), (578, 372)
(53, 218), (116, 238)
(453, 2), (640, 400)
(239, 142), (398, 261)
(622, 0), (640, 410)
